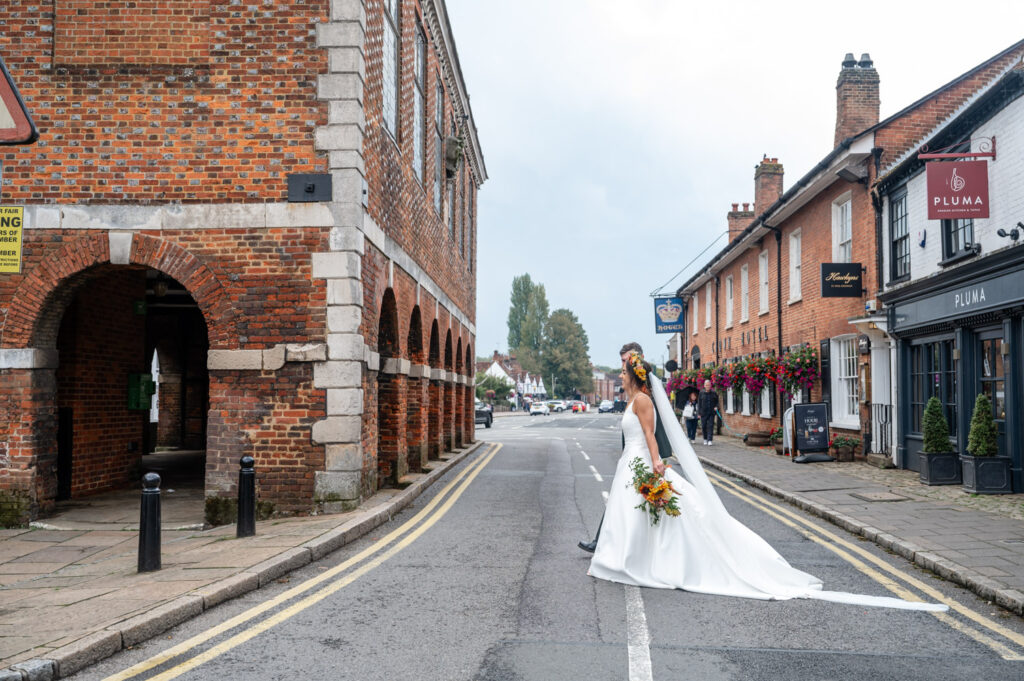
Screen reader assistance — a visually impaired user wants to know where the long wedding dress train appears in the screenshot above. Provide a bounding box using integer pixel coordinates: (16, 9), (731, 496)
(588, 376), (947, 612)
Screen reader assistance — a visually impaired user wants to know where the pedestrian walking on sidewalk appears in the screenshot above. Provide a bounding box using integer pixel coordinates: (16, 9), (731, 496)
(697, 379), (718, 445)
(682, 390), (699, 443)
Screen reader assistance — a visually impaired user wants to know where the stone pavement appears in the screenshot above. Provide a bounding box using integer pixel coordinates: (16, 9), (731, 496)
(699, 435), (1024, 616)
(0, 443), (482, 679)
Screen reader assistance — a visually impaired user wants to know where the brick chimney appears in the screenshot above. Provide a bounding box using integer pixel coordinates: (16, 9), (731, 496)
(834, 52), (880, 148)
(754, 157), (783, 214)
(727, 202), (755, 242)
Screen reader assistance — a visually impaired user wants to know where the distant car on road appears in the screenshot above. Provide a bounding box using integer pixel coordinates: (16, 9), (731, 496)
(546, 400), (566, 412)
(598, 400), (614, 413)
(571, 401), (585, 413)
(474, 400), (493, 428)
(530, 402), (550, 416)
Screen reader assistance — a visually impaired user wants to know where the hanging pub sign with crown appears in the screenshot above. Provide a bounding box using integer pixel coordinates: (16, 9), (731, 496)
(653, 296), (685, 333)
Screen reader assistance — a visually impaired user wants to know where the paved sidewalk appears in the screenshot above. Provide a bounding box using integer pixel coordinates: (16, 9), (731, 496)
(699, 435), (1024, 616)
(0, 443), (483, 679)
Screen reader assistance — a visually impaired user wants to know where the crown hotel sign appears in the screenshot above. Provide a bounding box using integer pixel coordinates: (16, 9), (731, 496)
(654, 296), (685, 333)
(926, 161), (989, 220)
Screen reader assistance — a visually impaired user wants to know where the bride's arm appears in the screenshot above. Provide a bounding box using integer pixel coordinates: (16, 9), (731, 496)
(634, 395), (665, 476)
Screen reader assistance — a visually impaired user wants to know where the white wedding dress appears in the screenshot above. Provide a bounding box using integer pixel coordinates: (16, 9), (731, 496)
(589, 376), (947, 611)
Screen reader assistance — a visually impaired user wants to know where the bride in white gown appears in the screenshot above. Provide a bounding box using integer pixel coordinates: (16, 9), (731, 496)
(588, 352), (947, 611)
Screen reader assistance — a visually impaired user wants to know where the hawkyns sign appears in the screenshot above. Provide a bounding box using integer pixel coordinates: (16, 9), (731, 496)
(926, 160), (989, 220)
(653, 296), (684, 333)
(820, 263), (864, 298)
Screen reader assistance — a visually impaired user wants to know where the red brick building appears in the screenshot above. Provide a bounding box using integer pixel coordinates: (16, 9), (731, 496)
(0, 0), (485, 524)
(674, 47), (1024, 454)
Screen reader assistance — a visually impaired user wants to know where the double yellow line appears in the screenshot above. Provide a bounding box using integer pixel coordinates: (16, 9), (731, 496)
(706, 469), (1024, 661)
(105, 443), (502, 681)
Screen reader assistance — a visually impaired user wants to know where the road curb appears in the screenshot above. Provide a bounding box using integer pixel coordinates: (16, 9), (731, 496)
(7, 440), (486, 680)
(699, 455), (1024, 617)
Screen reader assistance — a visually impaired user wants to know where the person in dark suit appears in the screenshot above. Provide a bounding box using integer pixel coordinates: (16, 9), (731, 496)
(698, 379), (719, 445)
(578, 342), (672, 553)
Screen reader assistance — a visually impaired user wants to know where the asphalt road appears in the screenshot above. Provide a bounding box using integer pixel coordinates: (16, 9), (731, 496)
(70, 412), (1024, 681)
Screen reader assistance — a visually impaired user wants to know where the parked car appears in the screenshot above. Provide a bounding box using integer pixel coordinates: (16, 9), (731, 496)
(572, 401), (585, 413)
(529, 402), (550, 416)
(598, 400), (614, 413)
(546, 400), (566, 412)
(474, 400), (493, 428)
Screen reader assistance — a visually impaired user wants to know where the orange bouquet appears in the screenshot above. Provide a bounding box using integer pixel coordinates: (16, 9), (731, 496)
(628, 457), (682, 525)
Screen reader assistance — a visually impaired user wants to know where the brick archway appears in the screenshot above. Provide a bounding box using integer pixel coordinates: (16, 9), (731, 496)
(464, 342), (474, 442)
(443, 329), (454, 451)
(454, 337), (464, 447)
(376, 289), (404, 485)
(3, 233), (238, 350)
(405, 306), (426, 469)
(427, 320), (442, 459)
(0, 233), (238, 520)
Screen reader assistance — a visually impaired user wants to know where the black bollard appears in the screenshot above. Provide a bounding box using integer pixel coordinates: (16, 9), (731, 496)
(237, 455), (256, 538)
(138, 472), (161, 572)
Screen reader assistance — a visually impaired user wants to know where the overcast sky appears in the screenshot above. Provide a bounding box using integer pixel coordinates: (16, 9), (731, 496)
(447, 0), (1022, 371)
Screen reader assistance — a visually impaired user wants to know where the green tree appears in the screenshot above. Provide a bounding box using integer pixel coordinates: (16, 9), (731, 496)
(506, 274), (535, 351)
(541, 308), (594, 397)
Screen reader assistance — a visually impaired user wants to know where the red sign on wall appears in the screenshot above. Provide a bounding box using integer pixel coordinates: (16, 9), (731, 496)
(926, 160), (989, 220)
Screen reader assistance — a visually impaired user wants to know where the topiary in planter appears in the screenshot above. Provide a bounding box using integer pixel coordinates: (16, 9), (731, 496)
(967, 394), (998, 457)
(919, 396), (959, 485)
(962, 393), (1011, 494)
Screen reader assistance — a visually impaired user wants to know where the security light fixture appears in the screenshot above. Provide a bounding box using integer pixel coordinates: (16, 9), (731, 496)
(996, 222), (1022, 242)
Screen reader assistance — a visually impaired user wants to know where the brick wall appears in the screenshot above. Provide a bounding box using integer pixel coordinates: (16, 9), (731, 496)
(55, 268), (148, 497)
(2, 0), (329, 202)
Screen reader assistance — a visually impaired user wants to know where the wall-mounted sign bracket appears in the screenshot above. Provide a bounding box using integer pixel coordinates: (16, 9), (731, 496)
(918, 136), (995, 160)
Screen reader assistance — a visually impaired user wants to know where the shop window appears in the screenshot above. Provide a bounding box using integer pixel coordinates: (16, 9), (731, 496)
(942, 219), (975, 261)
(909, 339), (956, 435)
(980, 337), (1006, 423)
(382, 0), (401, 139)
(830, 336), (859, 426)
(890, 191), (909, 281)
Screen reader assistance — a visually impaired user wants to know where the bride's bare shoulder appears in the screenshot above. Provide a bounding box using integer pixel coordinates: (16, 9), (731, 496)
(633, 392), (654, 411)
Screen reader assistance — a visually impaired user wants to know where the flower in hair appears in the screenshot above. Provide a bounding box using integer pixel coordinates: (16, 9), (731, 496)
(628, 351), (647, 383)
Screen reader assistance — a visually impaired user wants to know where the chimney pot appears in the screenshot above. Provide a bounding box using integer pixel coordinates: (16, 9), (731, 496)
(842, 53), (857, 68)
(858, 53), (873, 68)
(731, 203), (739, 212)
(742, 202), (750, 211)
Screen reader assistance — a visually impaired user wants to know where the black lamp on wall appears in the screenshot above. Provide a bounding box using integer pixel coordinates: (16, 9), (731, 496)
(996, 222), (1022, 242)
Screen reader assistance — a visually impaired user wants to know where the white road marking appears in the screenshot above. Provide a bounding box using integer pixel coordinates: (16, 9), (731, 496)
(601, 490), (609, 503)
(625, 586), (654, 681)
(580, 451), (590, 460)
(588, 465), (603, 482)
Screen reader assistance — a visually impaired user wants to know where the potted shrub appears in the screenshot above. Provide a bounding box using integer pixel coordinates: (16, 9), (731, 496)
(961, 393), (1012, 494)
(829, 434), (860, 462)
(769, 427), (784, 455)
(918, 396), (960, 485)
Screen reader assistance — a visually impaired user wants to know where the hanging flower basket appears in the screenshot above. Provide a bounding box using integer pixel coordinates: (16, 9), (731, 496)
(743, 356), (777, 394)
(777, 345), (820, 399)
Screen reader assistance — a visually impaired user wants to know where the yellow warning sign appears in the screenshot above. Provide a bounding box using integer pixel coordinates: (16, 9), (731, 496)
(0, 206), (24, 273)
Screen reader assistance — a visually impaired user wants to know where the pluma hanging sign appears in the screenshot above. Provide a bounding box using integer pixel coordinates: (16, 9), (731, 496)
(926, 161), (989, 220)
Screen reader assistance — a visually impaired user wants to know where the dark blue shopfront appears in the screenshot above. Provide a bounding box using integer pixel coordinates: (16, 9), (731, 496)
(885, 247), (1024, 491)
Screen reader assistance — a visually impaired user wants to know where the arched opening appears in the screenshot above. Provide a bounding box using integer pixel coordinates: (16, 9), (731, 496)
(406, 306), (426, 469)
(47, 266), (209, 522)
(376, 289), (405, 486)
(443, 329), (454, 451)
(691, 345), (701, 369)
(454, 337), (464, 448)
(464, 342), (474, 442)
(427, 320), (441, 459)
